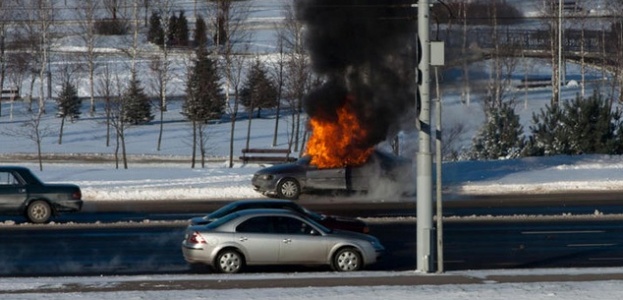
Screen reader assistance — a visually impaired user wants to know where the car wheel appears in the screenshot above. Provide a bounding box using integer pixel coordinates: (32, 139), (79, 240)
(332, 247), (362, 272)
(277, 178), (300, 200)
(26, 200), (52, 224)
(215, 249), (244, 274)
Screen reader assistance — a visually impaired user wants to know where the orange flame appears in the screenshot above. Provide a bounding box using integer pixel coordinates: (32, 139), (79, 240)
(305, 97), (374, 168)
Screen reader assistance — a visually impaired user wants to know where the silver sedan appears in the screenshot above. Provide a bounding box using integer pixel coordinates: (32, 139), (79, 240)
(181, 208), (384, 273)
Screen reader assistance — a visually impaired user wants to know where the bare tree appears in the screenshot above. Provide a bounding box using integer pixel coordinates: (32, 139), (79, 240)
(270, 35), (286, 147)
(0, 1), (18, 117)
(75, 0), (101, 116)
(6, 52), (30, 120)
(1, 109), (53, 171)
(206, 0), (252, 167)
(538, 0), (563, 105)
(97, 64), (114, 147)
(606, 0), (623, 103)
(278, 0), (316, 154)
(18, 0), (58, 114)
(151, 0), (175, 151)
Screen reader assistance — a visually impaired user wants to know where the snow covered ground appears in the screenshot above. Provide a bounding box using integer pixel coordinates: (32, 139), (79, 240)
(2, 0), (623, 297)
(2, 268), (623, 299)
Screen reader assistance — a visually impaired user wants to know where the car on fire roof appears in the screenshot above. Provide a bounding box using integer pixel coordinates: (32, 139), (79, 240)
(0, 166), (83, 223)
(251, 149), (414, 200)
(181, 208), (384, 273)
(189, 199), (370, 233)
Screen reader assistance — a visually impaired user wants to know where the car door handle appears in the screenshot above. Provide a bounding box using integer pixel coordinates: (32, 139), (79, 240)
(282, 239), (292, 244)
(239, 237), (248, 242)
(18, 188), (26, 193)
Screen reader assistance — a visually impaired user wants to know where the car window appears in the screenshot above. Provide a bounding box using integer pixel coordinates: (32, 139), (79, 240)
(236, 216), (274, 233)
(274, 216), (315, 235)
(0, 172), (20, 186)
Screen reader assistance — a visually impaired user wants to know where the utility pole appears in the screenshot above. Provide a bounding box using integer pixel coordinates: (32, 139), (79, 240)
(415, 0), (433, 273)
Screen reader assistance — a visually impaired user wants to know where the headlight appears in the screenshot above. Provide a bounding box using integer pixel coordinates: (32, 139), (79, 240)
(258, 174), (274, 180)
(369, 239), (384, 251)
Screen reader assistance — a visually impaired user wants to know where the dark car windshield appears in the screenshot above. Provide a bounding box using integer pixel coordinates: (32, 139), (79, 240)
(205, 212), (240, 229)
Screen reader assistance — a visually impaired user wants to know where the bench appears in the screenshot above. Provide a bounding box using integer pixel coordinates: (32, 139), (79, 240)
(0, 88), (20, 101)
(239, 148), (297, 164)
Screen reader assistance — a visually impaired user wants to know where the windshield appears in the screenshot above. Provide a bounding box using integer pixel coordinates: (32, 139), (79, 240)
(301, 214), (332, 234)
(205, 202), (240, 219)
(205, 212), (239, 229)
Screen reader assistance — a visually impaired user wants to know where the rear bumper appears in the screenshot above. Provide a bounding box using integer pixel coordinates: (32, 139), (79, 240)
(54, 199), (83, 212)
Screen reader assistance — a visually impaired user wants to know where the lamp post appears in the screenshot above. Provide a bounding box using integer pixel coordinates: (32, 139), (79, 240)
(415, 0), (433, 273)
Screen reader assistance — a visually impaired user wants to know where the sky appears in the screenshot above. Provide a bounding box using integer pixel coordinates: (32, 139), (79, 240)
(2, 0), (623, 298)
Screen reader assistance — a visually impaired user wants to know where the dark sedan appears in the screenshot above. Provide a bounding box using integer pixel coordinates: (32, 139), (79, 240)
(0, 166), (83, 223)
(251, 149), (414, 200)
(189, 199), (370, 233)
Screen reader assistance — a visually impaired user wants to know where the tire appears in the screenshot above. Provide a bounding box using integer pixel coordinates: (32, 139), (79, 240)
(332, 247), (362, 272)
(26, 200), (52, 224)
(276, 178), (300, 200)
(215, 249), (244, 274)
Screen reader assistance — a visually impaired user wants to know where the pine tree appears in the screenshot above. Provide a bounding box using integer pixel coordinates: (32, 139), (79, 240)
(526, 91), (623, 156)
(562, 92), (623, 154)
(175, 10), (189, 47)
(240, 59), (279, 118)
(147, 12), (164, 46)
(168, 13), (178, 46)
(525, 103), (568, 156)
(183, 50), (225, 122)
(194, 16), (208, 49)
(471, 102), (525, 160)
(168, 10), (189, 47)
(123, 79), (153, 125)
(56, 81), (82, 121)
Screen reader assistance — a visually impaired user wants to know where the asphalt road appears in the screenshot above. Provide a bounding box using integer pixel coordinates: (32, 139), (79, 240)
(2, 193), (623, 277)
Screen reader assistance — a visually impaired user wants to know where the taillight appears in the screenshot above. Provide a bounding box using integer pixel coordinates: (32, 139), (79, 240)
(72, 190), (82, 200)
(187, 231), (207, 244)
(362, 226), (370, 234)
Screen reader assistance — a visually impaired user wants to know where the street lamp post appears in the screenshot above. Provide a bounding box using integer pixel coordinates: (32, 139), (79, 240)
(416, 0), (433, 273)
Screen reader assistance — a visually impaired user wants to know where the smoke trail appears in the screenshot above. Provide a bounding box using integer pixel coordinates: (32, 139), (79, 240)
(296, 0), (419, 148)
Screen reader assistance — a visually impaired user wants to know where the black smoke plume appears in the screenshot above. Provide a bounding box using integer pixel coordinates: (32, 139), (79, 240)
(296, 0), (419, 149)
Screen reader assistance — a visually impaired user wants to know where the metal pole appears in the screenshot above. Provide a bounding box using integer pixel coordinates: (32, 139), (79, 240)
(416, 0), (433, 273)
(434, 65), (443, 273)
(558, 0), (562, 102)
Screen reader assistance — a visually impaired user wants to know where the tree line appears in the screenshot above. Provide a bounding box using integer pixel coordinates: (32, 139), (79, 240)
(3, 0), (623, 169)
(0, 0), (314, 170)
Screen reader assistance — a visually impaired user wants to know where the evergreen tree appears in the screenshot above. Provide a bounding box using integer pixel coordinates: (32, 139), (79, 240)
(194, 16), (208, 49)
(525, 103), (568, 156)
(56, 81), (82, 121)
(562, 92), (623, 154)
(240, 59), (279, 118)
(183, 50), (225, 122)
(123, 79), (153, 125)
(526, 92), (623, 156)
(168, 13), (178, 46)
(471, 102), (525, 160)
(168, 10), (189, 47)
(147, 12), (164, 46)
(176, 10), (189, 47)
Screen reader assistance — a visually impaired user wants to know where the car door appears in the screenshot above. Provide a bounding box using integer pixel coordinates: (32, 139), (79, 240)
(275, 216), (328, 264)
(0, 171), (28, 211)
(234, 216), (280, 264)
(305, 166), (347, 190)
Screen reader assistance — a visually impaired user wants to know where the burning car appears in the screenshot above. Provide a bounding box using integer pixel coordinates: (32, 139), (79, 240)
(251, 149), (414, 200)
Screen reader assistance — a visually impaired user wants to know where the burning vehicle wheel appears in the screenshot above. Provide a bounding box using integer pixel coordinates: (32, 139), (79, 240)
(277, 178), (301, 200)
